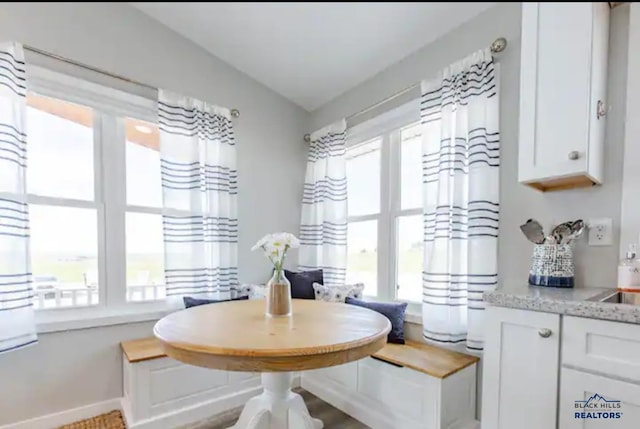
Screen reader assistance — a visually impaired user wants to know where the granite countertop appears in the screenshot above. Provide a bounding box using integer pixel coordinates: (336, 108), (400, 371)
(484, 286), (640, 325)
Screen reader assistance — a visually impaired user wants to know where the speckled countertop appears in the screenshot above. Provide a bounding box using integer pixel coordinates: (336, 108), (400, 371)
(484, 286), (640, 325)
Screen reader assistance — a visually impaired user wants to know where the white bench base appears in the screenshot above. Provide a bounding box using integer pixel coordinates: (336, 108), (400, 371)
(228, 372), (322, 429)
(301, 357), (477, 429)
(122, 355), (278, 429)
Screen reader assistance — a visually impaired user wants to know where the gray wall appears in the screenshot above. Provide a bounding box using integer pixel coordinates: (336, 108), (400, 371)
(0, 2), (308, 425)
(0, 322), (155, 424)
(311, 3), (630, 291)
(620, 4), (640, 256)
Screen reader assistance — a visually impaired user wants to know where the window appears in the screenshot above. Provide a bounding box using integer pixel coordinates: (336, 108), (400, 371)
(346, 110), (422, 304)
(27, 95), (100, 309)
(26, 65), (162, 311)
(346, 139), (381, 296)
(125, 119), (165, 302)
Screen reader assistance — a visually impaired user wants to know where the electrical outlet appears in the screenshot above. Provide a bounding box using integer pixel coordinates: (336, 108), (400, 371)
(588, 218), (613, 246)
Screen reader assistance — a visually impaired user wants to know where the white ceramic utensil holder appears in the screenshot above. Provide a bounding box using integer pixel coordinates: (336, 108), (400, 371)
(528, 244), (575, 288)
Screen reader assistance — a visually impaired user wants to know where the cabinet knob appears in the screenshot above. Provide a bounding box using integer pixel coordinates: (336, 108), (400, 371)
(568, 151), (580, 161)
(538, 328), (552, 338)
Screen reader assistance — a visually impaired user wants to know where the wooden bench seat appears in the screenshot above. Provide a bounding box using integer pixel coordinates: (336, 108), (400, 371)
(121, 336), (479, 429)
(372, 339), (479, 378)
(121, 337), (165, 363)
(121, 337), (478, 378)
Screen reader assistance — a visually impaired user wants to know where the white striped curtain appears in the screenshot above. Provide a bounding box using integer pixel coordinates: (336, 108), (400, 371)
(0, 42), (37, 354)
(159, 90), (238, 300)
(299, 119), (347, 284)
(421, 49), (499, 351)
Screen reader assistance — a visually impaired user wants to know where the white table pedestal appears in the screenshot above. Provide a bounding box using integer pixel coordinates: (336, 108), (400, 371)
(229, 372), (323, 429)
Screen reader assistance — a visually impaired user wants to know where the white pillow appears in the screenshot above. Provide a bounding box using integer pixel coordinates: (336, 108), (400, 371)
(234, 284), (267, 300)
(312, 282), (365, 303)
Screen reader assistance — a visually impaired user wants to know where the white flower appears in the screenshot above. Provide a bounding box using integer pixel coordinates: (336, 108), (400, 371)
(251, 232), (300, 268)
(251, 234), (271, 251)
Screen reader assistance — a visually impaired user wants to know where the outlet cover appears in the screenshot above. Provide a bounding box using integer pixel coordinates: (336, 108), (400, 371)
(588, 218), (613, 246)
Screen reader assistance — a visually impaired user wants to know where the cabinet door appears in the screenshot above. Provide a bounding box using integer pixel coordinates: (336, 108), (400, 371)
(560, 368), (640, 428)
(519, 2), (593, 182)
(482, 306), (560, 429)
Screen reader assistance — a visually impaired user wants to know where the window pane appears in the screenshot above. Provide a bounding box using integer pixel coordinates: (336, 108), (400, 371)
(397, 215), (423, 302)
(347, 138), (381, 216)
(30, 205), (98, 309)
(347, 220), (377, 296)
(126, 212), (165, 301)
(126, 118), (162, 208)
(26, 94), (94, 201)
(401, 123), (422, 210)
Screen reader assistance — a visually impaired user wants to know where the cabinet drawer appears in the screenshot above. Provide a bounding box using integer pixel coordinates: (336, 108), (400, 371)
(560, 367), (640, 428)
(562, 316), (640, 382)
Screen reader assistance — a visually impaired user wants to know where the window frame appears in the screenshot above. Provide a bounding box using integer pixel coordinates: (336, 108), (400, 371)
(346, 100), (422, 312)
(26, 65), (176, 329)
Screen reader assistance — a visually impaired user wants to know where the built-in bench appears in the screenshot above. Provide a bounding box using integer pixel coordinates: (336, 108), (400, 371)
(302, 340), (479, 429)
(120, 338), (261, 429)
(120, 337), (479, 429)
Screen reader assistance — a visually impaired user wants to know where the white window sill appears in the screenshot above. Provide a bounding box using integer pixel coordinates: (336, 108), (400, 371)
(404, 310), (422, 325)
(35, 303), (178, 334)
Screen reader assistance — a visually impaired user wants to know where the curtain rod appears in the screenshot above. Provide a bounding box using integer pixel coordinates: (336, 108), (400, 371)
(303, 36), (507, 142)
(23, 45), (241, 118)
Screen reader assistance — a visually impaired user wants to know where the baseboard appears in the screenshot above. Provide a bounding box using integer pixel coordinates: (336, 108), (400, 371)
(449, 421), (481, 429)
(301, 375), (411, 429)
(122, 384), (262, 429)
(0, 398), (122, 429)
(2, 373), (301, 429)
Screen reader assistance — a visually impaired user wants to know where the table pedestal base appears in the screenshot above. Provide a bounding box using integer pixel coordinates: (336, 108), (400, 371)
(228, 372), (323, 429)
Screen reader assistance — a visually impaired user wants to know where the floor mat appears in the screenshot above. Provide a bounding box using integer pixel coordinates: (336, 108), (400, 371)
(58, 410), (126, 429)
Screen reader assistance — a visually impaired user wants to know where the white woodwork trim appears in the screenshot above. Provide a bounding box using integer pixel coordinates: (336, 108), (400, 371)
(302, 359), (476, 429)
(302, 375), (409, 429)
(0, 398), (122, 429)
(121, 384), (261, 429)
(27, 65), (156, 123)
(35, 303), (177, 333)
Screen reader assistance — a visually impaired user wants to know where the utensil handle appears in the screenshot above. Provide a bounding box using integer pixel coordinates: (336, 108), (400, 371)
(538, 328), (552, 338)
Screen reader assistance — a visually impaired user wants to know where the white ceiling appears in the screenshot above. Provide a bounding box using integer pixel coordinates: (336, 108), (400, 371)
(131, 2), (495, 111)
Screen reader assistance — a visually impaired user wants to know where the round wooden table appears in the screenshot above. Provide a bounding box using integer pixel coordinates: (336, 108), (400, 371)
(154, 299), (391, 429)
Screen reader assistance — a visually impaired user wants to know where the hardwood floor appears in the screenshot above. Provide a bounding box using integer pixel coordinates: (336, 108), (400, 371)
(183, 388), (369, 429)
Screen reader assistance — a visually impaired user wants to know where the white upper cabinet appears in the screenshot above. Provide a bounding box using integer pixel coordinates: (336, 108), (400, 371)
(518, 2), (610, 192)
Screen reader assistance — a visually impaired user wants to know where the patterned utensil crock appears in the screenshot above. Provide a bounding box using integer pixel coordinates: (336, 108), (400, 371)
(528, 244), (575, 288)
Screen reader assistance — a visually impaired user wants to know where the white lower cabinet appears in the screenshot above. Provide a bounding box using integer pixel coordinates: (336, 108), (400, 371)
(483, 306), (640, 429)
(560, 368), (640, 428)
(482, 306), (560, 429)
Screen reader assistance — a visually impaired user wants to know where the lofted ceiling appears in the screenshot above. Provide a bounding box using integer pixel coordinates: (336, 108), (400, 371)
(131, 2), (495, 111)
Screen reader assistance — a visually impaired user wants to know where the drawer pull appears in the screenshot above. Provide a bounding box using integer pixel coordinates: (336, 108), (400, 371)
(568, 151), (580, 161)
(538, 328), (552, 338)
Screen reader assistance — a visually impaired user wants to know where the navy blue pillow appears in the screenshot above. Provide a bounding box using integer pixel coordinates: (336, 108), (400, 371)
(183, 295), (249, 309)
(284, 269), (323, 300)
(345, 297), (408, 344)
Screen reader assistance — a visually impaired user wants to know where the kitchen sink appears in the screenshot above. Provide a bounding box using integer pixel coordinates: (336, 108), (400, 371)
(591, 291), (640, 305)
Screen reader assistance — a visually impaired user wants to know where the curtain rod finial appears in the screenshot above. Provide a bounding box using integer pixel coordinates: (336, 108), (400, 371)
(231, 108), (240, 118)
(490, 37), (507, 54)
(304, 134), (311, 143)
